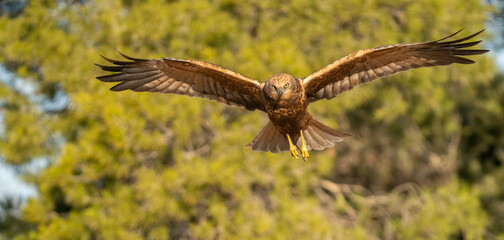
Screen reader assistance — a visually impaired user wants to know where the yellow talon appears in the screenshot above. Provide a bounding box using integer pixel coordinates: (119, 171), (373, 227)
(286, 134), (299, 159)
(300, 130), (309, 161)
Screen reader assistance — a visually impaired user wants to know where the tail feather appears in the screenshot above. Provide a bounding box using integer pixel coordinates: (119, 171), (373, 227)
(296, 119), (352, 150)
(267, 129), (286, 152)
(255, 122), (275, 151)
(247, 119), (352, 153)
(246, 121), (289, 153)
(303, 125), (329, 150)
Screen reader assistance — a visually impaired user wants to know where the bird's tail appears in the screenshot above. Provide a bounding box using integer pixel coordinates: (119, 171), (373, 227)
(246, 119), (352, 153)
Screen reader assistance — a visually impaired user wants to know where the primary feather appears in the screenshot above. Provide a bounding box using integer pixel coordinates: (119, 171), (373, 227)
(302, 29), (488, 102)
(96, 52), (265, 111)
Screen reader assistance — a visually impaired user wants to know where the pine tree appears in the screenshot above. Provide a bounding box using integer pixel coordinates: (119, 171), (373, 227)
(0, 0), (502, 239)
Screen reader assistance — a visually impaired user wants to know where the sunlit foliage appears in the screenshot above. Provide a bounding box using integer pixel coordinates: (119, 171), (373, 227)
(0, 0), (502, 239)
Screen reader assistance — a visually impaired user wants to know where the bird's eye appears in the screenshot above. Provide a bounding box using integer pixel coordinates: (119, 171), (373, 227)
(284, 83), (289, 88)
(272, 85), (277, 90)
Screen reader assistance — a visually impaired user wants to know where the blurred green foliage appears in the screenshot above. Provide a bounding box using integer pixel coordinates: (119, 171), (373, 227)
(0, 0), (503, 239)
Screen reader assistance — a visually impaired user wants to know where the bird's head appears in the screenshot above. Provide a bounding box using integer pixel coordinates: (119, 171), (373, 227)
(264, 73), (299, 101)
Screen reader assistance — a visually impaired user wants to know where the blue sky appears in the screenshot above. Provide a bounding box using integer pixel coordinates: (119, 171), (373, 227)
(496, 50), (504, 70)
(0, 164), (36, 199)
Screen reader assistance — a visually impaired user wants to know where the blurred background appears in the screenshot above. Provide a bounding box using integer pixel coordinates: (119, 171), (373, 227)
(0, 0), (503, 239)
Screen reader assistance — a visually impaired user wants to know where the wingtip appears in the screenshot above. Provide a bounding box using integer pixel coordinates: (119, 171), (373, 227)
(455, 28), (465, 35)
(455, 57), (476, 64)
(95, 75), (107, 81)
(114, 48), (128, 59)
(113, 48), (127, 58)
(435, 28), (486, 44)
(435, 28), (464, 42)
(109, 86), (122, 91)
(114, 49), (148, 61)
(468, 28), (486, 38)
(96, 75), (112, 82)
(94, 62), (108, 68)
(109, 82), (127, 91)
(98, 54), (116, 64)
(436, 28), (487, 46)
(97, 52), (140, 65)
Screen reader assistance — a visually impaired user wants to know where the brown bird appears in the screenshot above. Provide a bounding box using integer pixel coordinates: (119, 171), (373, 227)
(96, 29), (488, 161)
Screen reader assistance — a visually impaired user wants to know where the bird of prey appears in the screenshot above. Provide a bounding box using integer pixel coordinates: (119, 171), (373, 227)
(96, 29), (488, 161)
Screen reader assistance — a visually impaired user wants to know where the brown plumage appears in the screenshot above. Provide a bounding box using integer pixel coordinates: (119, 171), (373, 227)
(96, 29), (488, 161)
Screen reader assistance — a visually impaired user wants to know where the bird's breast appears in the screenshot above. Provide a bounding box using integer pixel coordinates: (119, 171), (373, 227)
(264, 94), (309, 135)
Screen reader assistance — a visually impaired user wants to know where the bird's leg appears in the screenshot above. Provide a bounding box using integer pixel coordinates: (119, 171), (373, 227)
(300, 130), (309, 161)
(286, 134), (299, 159)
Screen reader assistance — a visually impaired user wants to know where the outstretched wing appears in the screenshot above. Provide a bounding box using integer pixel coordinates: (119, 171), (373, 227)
(302, 29), (489, 103)
(96, 53), (266, 111)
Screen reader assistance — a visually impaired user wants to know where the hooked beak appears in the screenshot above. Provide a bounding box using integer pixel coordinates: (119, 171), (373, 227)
(276, 88), (285, 96)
